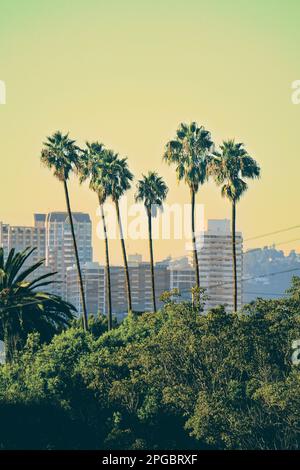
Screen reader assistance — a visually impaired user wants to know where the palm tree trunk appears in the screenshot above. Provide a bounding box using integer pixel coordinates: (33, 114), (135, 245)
(147, 208), (157, 312)
(4, 322), (22, 363)
(191, 189), (200, 294)
(114, 200), (132, 313)
(4, 324), (14, 364)
(232, 199), (238, 312)
(63, 179), (88, 331)
(99, 197), (112, 331)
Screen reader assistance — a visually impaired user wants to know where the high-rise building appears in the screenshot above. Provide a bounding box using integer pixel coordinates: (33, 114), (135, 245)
(1, 213), (93, 300)
(0, 216), (46, 267)
(193, 219), (243, 312)
(66, 262), (106, 316)
(130, 262), (170, 313)
(169, 267), (195, 302)
(102, 261), (170, 319)
(34, 213), (46, 229)
(173, 220), (243, 312)
(45, 212), (93, 297)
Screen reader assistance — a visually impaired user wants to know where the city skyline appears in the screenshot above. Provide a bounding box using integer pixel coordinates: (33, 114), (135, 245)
(2, 210), (298, 311)
(0, 212), (244, 315)
(1, 210), (300, 265)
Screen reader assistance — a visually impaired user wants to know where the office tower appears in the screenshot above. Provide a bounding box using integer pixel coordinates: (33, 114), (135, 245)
(1, 212), (93, 300)
(0, 215), (46, 266)
(0, 215), (51, 289)
(131, 262), (153, 311)
(153, 264), (171, 305)
(109, 266), (127, 319)
(169, 267), (195, 302)
(107, 260), (170, 319)
(66, 262), (106, 316)
(130, 262), (170, 312)
(196, 219), (243, 312)
(45, 212), (93, 298)
(34, 213), (46, 229)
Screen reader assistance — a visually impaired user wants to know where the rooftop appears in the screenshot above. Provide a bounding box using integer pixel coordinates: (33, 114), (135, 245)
(46, 212), (91, 223)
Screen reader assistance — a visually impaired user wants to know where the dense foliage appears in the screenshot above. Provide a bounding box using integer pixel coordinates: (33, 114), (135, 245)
(0, 285), (299, 450)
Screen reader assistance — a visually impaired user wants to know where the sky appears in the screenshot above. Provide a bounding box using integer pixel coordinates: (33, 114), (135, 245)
(1, 0), (300, 264)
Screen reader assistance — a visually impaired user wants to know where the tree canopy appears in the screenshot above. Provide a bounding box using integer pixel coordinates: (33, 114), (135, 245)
(0, 281), (300, 449)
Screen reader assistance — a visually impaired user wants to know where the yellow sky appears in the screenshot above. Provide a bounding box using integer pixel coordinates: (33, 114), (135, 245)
(1, 0), (300, 264)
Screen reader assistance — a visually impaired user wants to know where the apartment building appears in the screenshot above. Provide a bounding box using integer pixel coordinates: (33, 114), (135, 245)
(0, 212), (93, 299)
(66, 262), (106, 316)
(45, 212), (93, 298)
(194, 219), (243, 311)
(100, 257), (171, 319)
(169, 267), (195, 302)
(0, 215), (46, 264)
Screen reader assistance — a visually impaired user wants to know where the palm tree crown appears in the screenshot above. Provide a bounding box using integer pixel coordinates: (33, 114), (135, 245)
(208, 139), (260, 200)
(40, 131), (80, 181)
(135, 171), (168, 215)
(99, 150), (133, 201)
(77, 141), (107, 200)
(163, 122), (213, 191)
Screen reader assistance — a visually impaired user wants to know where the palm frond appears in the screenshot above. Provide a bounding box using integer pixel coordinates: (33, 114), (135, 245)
(135, 171), (168, 216)
(0, 247), (75, 361)
(40, 131), (81, 182)
(208, 139), (259, 203)
(163, 121), (213, 192)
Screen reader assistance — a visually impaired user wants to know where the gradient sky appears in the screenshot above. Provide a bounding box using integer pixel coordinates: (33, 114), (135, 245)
(1, 0), (300, 264)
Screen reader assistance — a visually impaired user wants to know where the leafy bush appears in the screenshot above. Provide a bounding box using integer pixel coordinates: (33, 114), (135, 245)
(0, 290), (300, 449)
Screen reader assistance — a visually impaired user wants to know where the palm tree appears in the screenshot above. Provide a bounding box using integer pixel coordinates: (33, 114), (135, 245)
(163, 122), (213, 295)
(135, 172), (168, 312)
(0, 247), (75, 363)
(40, 131), (88, 330)
(208, 140), (260, 311)
(77, 142), (113, 331)
(98, 151), (134, 314)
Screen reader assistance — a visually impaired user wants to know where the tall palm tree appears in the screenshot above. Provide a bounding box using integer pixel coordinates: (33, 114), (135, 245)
(135, 172), (168, 312)
(0, 247), (75, 363)
(98, 151), (134, 314)
(163, 122), (213, 295)
(208, 140), (260, 311)
(77, 142), (113, 331)
(40, 131), (88, 330)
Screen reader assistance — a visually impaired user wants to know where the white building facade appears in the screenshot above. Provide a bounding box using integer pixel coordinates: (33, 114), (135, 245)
(196, 219), (243, 312)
